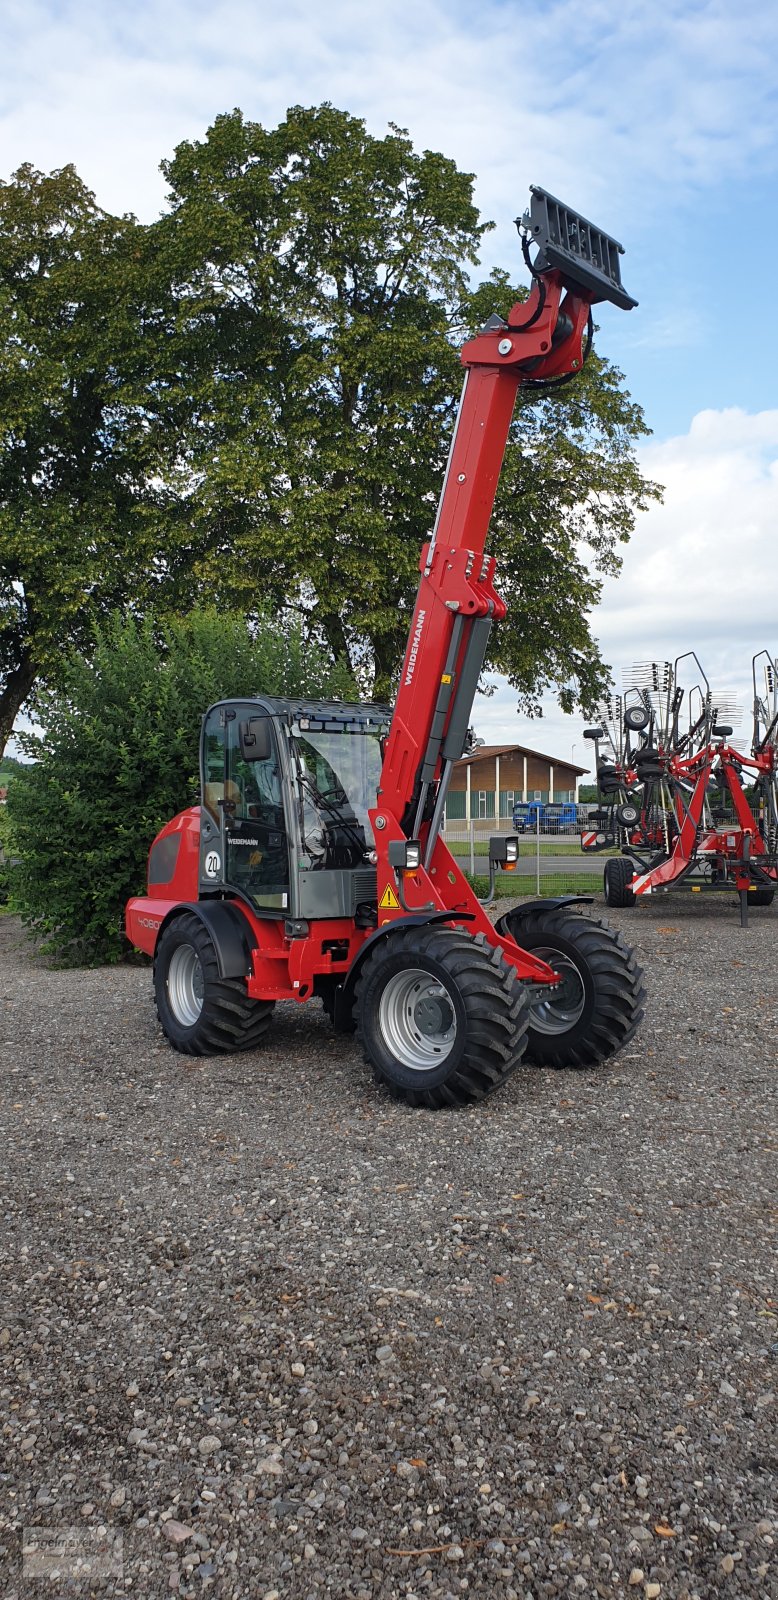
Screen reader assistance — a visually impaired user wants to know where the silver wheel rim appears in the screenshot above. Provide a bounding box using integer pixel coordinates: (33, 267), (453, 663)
(529, 945), (586, 1035)
(167, 945), (206, 1027)
(379, 967), (458, 1071)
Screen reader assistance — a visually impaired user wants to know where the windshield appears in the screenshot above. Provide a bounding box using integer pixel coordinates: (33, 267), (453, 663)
(291, 724), (383, 869)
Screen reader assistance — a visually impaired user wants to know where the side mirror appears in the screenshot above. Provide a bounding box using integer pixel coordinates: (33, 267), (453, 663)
(239, 718), (272, 761)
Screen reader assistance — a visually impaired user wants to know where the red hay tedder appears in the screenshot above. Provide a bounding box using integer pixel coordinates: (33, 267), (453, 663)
(581, 652), (778, 924)
(126, 188), (646, 1106)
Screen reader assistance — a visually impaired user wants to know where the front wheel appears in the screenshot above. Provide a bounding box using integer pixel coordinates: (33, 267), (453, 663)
(356, 926), (529, 1107)
(154, 912), (274, 1055)
(749, 887), (775, 906)
(495, 906), (645, 1069)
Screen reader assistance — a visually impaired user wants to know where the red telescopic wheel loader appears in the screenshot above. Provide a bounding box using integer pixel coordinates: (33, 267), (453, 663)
(126, 188), (646, 1106)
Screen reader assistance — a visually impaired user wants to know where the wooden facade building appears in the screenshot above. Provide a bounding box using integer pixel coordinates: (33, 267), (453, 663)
(445, 743), (588, 822)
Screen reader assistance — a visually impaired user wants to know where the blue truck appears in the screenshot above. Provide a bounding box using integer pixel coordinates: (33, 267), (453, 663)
(512, 801), (579, 833)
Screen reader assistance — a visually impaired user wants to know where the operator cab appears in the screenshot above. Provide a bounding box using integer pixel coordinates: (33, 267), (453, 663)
(198, 696), (391, 921)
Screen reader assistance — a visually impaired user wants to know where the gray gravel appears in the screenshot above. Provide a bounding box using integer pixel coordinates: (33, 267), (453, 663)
(0, 898), (776, 1599)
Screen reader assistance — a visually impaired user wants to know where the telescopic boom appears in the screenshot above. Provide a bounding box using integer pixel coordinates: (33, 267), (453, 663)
(374, 188), (636, 904)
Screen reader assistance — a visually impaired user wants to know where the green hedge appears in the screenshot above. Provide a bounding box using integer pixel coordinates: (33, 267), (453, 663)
(5, 608), (353, 964)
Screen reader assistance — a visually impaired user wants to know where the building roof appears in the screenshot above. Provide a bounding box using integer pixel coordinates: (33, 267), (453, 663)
(455, 743), (589, 776)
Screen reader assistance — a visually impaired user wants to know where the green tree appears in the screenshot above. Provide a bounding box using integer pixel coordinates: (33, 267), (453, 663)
(0, 755), (22, 904)
(159, 105), (659, 704)
(0, 163), (201, 758)
(5, 607), (353, 964)
(155, 104), (485, 688)
(0, 753), (24, 782)
(1, 109), (660, 752)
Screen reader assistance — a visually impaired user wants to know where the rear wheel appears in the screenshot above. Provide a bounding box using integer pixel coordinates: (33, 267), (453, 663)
(154, 912), (274, 1055)
(356, 926), (529, 1107)
(749, 887), (775, 906)
(496, 906), (645, 1069)
(604, 855), (637, 907)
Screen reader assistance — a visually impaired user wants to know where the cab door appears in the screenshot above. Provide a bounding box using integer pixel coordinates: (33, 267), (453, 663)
(224, 712), (291, 912)
(199, 704), (230, 891)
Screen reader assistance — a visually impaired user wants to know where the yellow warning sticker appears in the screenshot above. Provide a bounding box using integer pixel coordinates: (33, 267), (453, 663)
(379, 884), (401, 911)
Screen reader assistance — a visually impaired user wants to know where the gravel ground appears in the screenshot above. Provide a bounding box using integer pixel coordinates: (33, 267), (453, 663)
(0, 899), (776, 1600)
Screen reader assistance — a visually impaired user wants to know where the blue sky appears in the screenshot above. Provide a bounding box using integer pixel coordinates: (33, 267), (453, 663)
(3, 0), (778, 768)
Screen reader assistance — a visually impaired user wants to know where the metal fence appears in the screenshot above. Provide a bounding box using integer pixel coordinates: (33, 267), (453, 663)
(441, 812), (612, 898)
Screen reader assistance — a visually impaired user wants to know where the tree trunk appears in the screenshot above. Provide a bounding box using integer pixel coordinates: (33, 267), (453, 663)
(318, 612), (355, 680)
(0, 650), (36, 762)
(372, 640), (400, 704)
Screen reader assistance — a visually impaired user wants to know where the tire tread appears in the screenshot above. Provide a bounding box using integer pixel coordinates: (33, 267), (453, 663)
(496, 906), (645, 1070)
(357, 926), (529, 1108)
(154, 912), (274, 1056)
(604, 857), (636, 908)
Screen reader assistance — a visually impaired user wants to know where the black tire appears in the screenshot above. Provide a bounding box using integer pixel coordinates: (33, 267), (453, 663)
(597, 763), (620, 794)
(356, 926), (529, 1108)
(604, 855), (637, 907)
(495, 906), (645, 1069)
(625, 704), (650, 732)
(749, 887), (775, 906)
(615, 802), (640, 829)
(154, 912), (274, 1055)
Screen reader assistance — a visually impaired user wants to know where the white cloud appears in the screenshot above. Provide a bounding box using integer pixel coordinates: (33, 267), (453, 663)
(600, 407), (778, 652)
(471, 692), (592, 778)
(5, 4), (778, 771)
(475, 406), (778, 764)
(2, 0), (778, 257)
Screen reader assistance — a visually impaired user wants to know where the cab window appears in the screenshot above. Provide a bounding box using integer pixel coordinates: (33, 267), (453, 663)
(224, 715), (290, 909)
(201, 708), (227, 824)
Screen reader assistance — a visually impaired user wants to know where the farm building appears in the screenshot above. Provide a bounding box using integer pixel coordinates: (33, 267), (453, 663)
(445, 743), (589, 822)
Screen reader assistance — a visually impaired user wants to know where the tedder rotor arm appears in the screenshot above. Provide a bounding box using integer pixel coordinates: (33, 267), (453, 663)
(374, 188), (637, 876)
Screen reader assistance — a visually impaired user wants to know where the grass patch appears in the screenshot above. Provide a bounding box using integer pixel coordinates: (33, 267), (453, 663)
(446, 836), (616, 858)
(481, 871), (604, 896)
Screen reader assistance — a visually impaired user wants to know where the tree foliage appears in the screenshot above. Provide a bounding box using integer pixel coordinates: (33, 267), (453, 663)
(0, 753), (24, 781)
(154, 104), (486, 687)
(0, 106), (660, 755)
(4, 608), (353, 964)
(156, 106), (659, 704)
(1, 166), (137, 752)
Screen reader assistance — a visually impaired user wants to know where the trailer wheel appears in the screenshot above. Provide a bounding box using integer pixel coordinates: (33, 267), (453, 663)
(356, 926), (528, 1107)
(749, 887), (775, 906)
(624, 704), (650, 732)
(497, 906), (645, 1069)
(154, 912), (274, 1055)
(604, 856), (637, 907)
